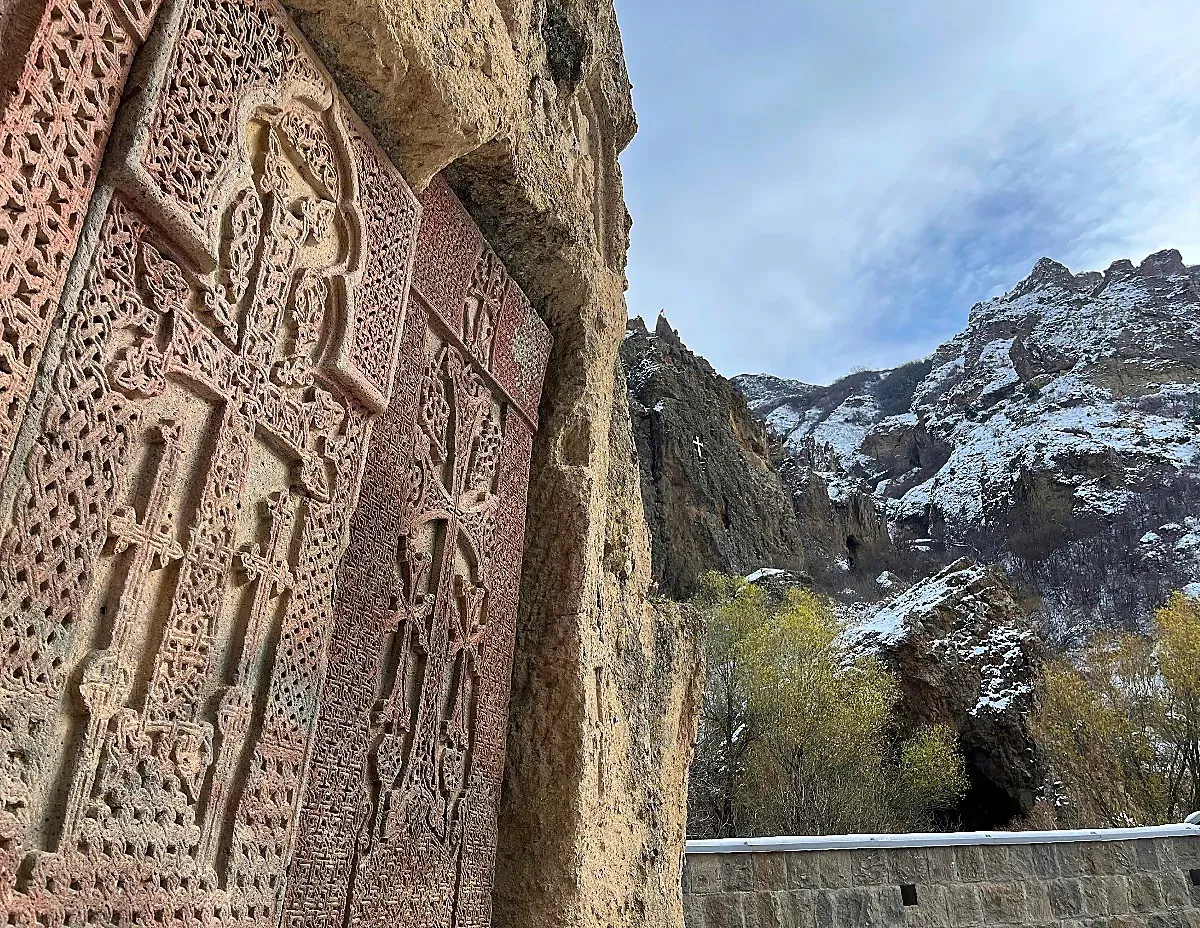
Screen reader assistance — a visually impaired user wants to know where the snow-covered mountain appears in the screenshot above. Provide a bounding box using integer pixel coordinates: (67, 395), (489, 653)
(735, 250), (1200, 643)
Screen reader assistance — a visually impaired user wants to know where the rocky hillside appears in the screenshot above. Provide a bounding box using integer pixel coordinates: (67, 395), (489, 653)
(622, 314), (805, 599)
(737, 251), (1200, 644)
(842, 559), (1046, 828)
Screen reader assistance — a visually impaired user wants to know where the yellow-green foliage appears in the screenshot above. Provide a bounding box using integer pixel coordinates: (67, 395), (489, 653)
(688, 573), (968, 838)
(1032, 592), (1200, 827)
(896, 724), (970, 821)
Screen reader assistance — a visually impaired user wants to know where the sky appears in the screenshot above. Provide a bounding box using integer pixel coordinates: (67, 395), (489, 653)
(615, 1), (1200, 385)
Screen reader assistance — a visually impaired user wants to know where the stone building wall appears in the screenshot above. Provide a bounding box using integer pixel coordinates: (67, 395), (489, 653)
(683, 827), (1200, 928)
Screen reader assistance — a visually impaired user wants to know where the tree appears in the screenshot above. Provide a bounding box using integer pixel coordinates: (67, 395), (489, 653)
(687, 573), (968, 837)
(1032, 591), (1200, 827)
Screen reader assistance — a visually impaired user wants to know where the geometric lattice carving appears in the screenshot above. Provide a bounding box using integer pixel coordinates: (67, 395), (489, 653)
(0, 0), (446, 921)
(0, 0), (551, 925)
(0, 0), (162, 488)
(282, 176), (551, 928)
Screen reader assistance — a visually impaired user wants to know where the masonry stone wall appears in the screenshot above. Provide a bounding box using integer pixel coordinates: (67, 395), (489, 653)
(683, 830), (1200, 928)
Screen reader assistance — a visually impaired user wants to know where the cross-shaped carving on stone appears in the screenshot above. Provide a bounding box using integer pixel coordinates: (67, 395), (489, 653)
(55, 418), (186, 845)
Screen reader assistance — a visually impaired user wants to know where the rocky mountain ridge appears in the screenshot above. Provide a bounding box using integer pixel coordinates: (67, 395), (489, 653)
(621, 313), (805, 599)
(735, 250), (1200, 643)
(627, 251), (1200, 829)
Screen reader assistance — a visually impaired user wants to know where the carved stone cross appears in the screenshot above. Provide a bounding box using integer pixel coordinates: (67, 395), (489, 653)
(235, 489), (298, 679)
(106, 419), (186, 652)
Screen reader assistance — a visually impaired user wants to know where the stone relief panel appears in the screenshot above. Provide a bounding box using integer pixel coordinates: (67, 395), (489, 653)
(0, 0), (166, 490)
(0, 0), (441, 923)
(281, 176), (550, 928)
(0, 0), (551, 923)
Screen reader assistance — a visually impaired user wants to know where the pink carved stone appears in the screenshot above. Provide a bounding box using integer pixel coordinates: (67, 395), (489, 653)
(0, 0), (164, 487)
(0, 0), (549, 925)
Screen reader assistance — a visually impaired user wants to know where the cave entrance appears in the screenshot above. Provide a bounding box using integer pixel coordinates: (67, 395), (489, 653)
(846, 534), (861, 569)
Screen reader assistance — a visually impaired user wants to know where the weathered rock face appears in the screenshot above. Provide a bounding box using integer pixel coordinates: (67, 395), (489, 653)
(844, 560), (1047, 828)
(0, 1), (698, 926)
(498, 356), (703, 927)
(622, 314), (806, 599)
(738, 253), (1200, 642)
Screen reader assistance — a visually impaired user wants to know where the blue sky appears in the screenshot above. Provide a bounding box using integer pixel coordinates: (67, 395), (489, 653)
(615, 1), (1200, 384)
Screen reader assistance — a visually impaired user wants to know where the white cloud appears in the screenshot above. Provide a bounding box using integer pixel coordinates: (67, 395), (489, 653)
(619, 0), (1200, 383)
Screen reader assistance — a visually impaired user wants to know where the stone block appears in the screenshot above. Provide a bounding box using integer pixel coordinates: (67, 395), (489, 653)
(743, 891), (784, 928)
(955, 846), (987, 883)
(904, 884), (952, 928)
(1160, 870), (1192, 910)
(1057, 842), (1086, 877)
(1078, 875), (1111, 916)
(980, 881), (1028, 922)
(1144, 839), (1179, 872)
(1134, 839), (1162, 871)
(925, 847), (957, 884)
(1023, 881), (1053, 920)
(702, 893), (747, 928)
(984, 844), (1033, 881)
(876, 886), (906, 926)
(1146, 914), (1189, 928)
(786, 853), (821, 890)
(889, 847), (931, 885)
(755, 854), (789, 891)
(818, 851), (854, 889)
(781, 890), (817, 928)
(684, 893), (708, 928)
(1081, 842), (1114, 875)
(723, 854), (757, 892)
(945, 883), (984, 922)
(837, 887), (884, 927)
(689, 855), (727, 895)
(1107, 841), (1137, 874)
(814, 891), (836, 928)
(850, 848), (890, 886)
(1030, 843), (1060, 879)
(1175, 836), (1200, 869)
(1128, 872), (1165, 912)
(1105, 875), (1132, 915)
(1049, 879), (1085, 918)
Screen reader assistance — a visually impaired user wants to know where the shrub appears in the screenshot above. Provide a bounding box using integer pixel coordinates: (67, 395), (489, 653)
(1032, 591), (1200, 826)
(687, 572), (968, 837)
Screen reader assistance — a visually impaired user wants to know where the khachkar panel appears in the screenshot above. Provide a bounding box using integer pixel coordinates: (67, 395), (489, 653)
(0, 0), (419, 924)
(281, 179), (551, 927)
(0, 0), (164, 488)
